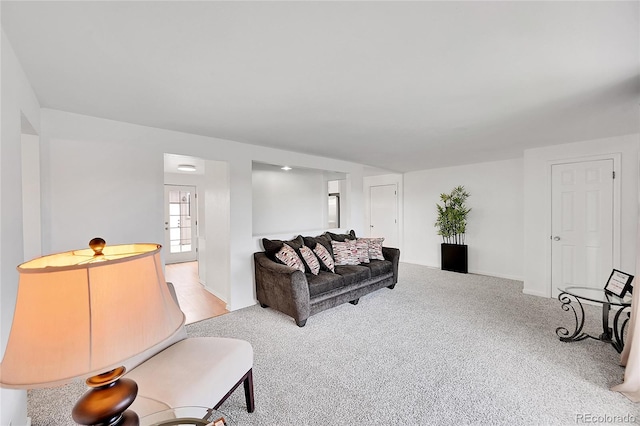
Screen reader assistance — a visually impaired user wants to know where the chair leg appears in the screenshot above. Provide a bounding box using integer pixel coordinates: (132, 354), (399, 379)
(244, 368), (255, 413)
(214, 369), (255, 413)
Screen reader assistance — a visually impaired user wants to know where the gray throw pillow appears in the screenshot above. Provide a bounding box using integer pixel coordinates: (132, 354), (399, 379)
(326, 230), (356, 242)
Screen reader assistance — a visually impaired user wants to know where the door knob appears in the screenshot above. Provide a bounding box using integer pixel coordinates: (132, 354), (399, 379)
(553, 236), (561, 241)
(370, 225), (374, 228)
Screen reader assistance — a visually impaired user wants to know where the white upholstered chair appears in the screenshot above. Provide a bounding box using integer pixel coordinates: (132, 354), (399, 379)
(122, 283), (255, 418)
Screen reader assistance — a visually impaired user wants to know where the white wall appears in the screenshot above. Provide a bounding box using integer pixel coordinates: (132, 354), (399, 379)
(523, 134), (639, 297)
(1, 30), (41, 426)
(204, 160), (231, 304)
(38, 109), (365, 311)
(404, 158), (524, 280)
(252, 166), (325, 235)
(21, 132), (42, 261)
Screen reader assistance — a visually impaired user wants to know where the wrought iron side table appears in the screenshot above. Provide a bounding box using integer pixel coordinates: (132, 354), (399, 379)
(556, 286), (632, 353)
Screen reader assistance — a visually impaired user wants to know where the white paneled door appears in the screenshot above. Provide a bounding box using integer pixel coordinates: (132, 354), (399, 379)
(164, 185), (197, 264)
(551, 160), (614, 297)
(370, 184), (399, 248)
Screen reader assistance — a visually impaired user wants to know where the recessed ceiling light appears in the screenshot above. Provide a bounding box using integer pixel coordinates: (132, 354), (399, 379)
(281, 166), (292, 171)
(177, 164), (196, 172)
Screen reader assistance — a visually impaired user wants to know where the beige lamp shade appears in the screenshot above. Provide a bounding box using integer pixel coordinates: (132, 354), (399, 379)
(0, 243), (185, 388)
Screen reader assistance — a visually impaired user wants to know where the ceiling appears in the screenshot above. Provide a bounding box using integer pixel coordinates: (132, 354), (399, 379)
(3, 1), (639, 172)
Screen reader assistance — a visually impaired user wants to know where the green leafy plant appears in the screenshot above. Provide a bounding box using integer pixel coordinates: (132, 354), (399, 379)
(435, 185), (471, 245)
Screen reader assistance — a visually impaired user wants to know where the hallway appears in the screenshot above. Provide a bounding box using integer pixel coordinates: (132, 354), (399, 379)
(165, 261), (228, 324)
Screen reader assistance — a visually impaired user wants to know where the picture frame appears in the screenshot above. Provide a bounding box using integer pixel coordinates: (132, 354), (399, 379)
(604, 269), (634, 298)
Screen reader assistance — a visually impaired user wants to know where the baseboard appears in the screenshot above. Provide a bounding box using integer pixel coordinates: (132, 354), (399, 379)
(522, 288), (550, 298)
(400, 259), (439, 269)
(400, 261), (523, 282)
(470, 269), (523, 282)
(202, 285), (231, 311)
(227, 300), (256, 312)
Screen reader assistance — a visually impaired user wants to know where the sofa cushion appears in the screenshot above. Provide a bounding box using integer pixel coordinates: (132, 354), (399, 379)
(359, 259), (393, 278)
(355, 239), (370, 263)
(303, 234), (333, 253)
(262, 235), (304, 262)
(307, 271), (345, 297)
(360, 237), (385, 260)
(332, 240), (359, 266)
(275, 244), (305, 272)
(299, 246), (320, 275)
(326, 230), (356, 242)
(303, 234), (335, 271)
(334, 265), (371, 286)
(313, 243), (335, 273)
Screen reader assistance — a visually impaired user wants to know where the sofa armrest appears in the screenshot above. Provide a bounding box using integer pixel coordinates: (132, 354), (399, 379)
(254, 253), (311, 325)
(382, 247), (400, 285)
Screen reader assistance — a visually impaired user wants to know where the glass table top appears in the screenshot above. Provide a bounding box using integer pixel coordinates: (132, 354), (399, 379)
(140, 406), (231, 426)
(559, 286), (632, 306)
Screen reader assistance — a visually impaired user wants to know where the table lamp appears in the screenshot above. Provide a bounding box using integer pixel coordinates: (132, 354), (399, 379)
(0, 238), (185, 426)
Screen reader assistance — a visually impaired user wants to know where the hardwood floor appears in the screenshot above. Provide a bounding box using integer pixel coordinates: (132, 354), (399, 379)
(165, 261), (229, 325)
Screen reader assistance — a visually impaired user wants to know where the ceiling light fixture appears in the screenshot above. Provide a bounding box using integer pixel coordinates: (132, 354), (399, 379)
(281, 166), (292, 171)
(177, 164), (196, 172)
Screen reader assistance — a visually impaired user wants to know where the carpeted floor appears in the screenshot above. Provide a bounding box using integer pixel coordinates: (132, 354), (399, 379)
(28, 263), (640, 425)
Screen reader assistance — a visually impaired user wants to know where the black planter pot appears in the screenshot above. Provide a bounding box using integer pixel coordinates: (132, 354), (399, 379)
(441, 243), (468, 273)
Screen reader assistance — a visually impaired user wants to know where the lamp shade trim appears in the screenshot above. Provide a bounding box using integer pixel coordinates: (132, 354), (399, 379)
(17, 243), (162, 273)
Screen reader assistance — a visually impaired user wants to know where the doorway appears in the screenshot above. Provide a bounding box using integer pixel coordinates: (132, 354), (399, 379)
(551, 159), (616, 297)
(164, 184), (198, 264)
(369, 184), (399, 248)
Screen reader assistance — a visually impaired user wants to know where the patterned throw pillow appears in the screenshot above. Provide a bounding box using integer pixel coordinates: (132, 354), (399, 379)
(313, 243), (335, 273)
(262, 236), (304, 262)
(299, 246), (320, 275)
(275, 244), (305, 272)
(360, 237), (385, 260)
(355, 239), (370, 263)
(331, 240), (360, 266)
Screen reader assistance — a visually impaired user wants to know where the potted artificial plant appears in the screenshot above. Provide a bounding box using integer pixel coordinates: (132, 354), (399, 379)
(435, 185), (471, 273)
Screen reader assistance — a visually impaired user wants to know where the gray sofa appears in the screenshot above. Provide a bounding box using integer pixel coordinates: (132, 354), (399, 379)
(254, 232), (400, 327)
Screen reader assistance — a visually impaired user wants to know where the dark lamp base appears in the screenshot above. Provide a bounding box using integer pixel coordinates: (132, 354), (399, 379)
(72, 367), (140, 426)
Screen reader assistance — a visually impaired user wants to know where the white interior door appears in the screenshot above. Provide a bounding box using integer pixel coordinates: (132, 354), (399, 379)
(370, 184), (399, 248)
(165, 185), (197, 264)
(551, 159), (614, 297)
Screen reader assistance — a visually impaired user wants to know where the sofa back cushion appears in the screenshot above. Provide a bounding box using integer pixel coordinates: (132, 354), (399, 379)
(262, 235), (304, 261)
(326, 230), (356, 242)
(303, 234), (333, 254)
(303, 234), (335, 272)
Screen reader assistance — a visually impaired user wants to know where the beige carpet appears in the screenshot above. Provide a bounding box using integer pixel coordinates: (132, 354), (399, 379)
(28, 263), (638, 425)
